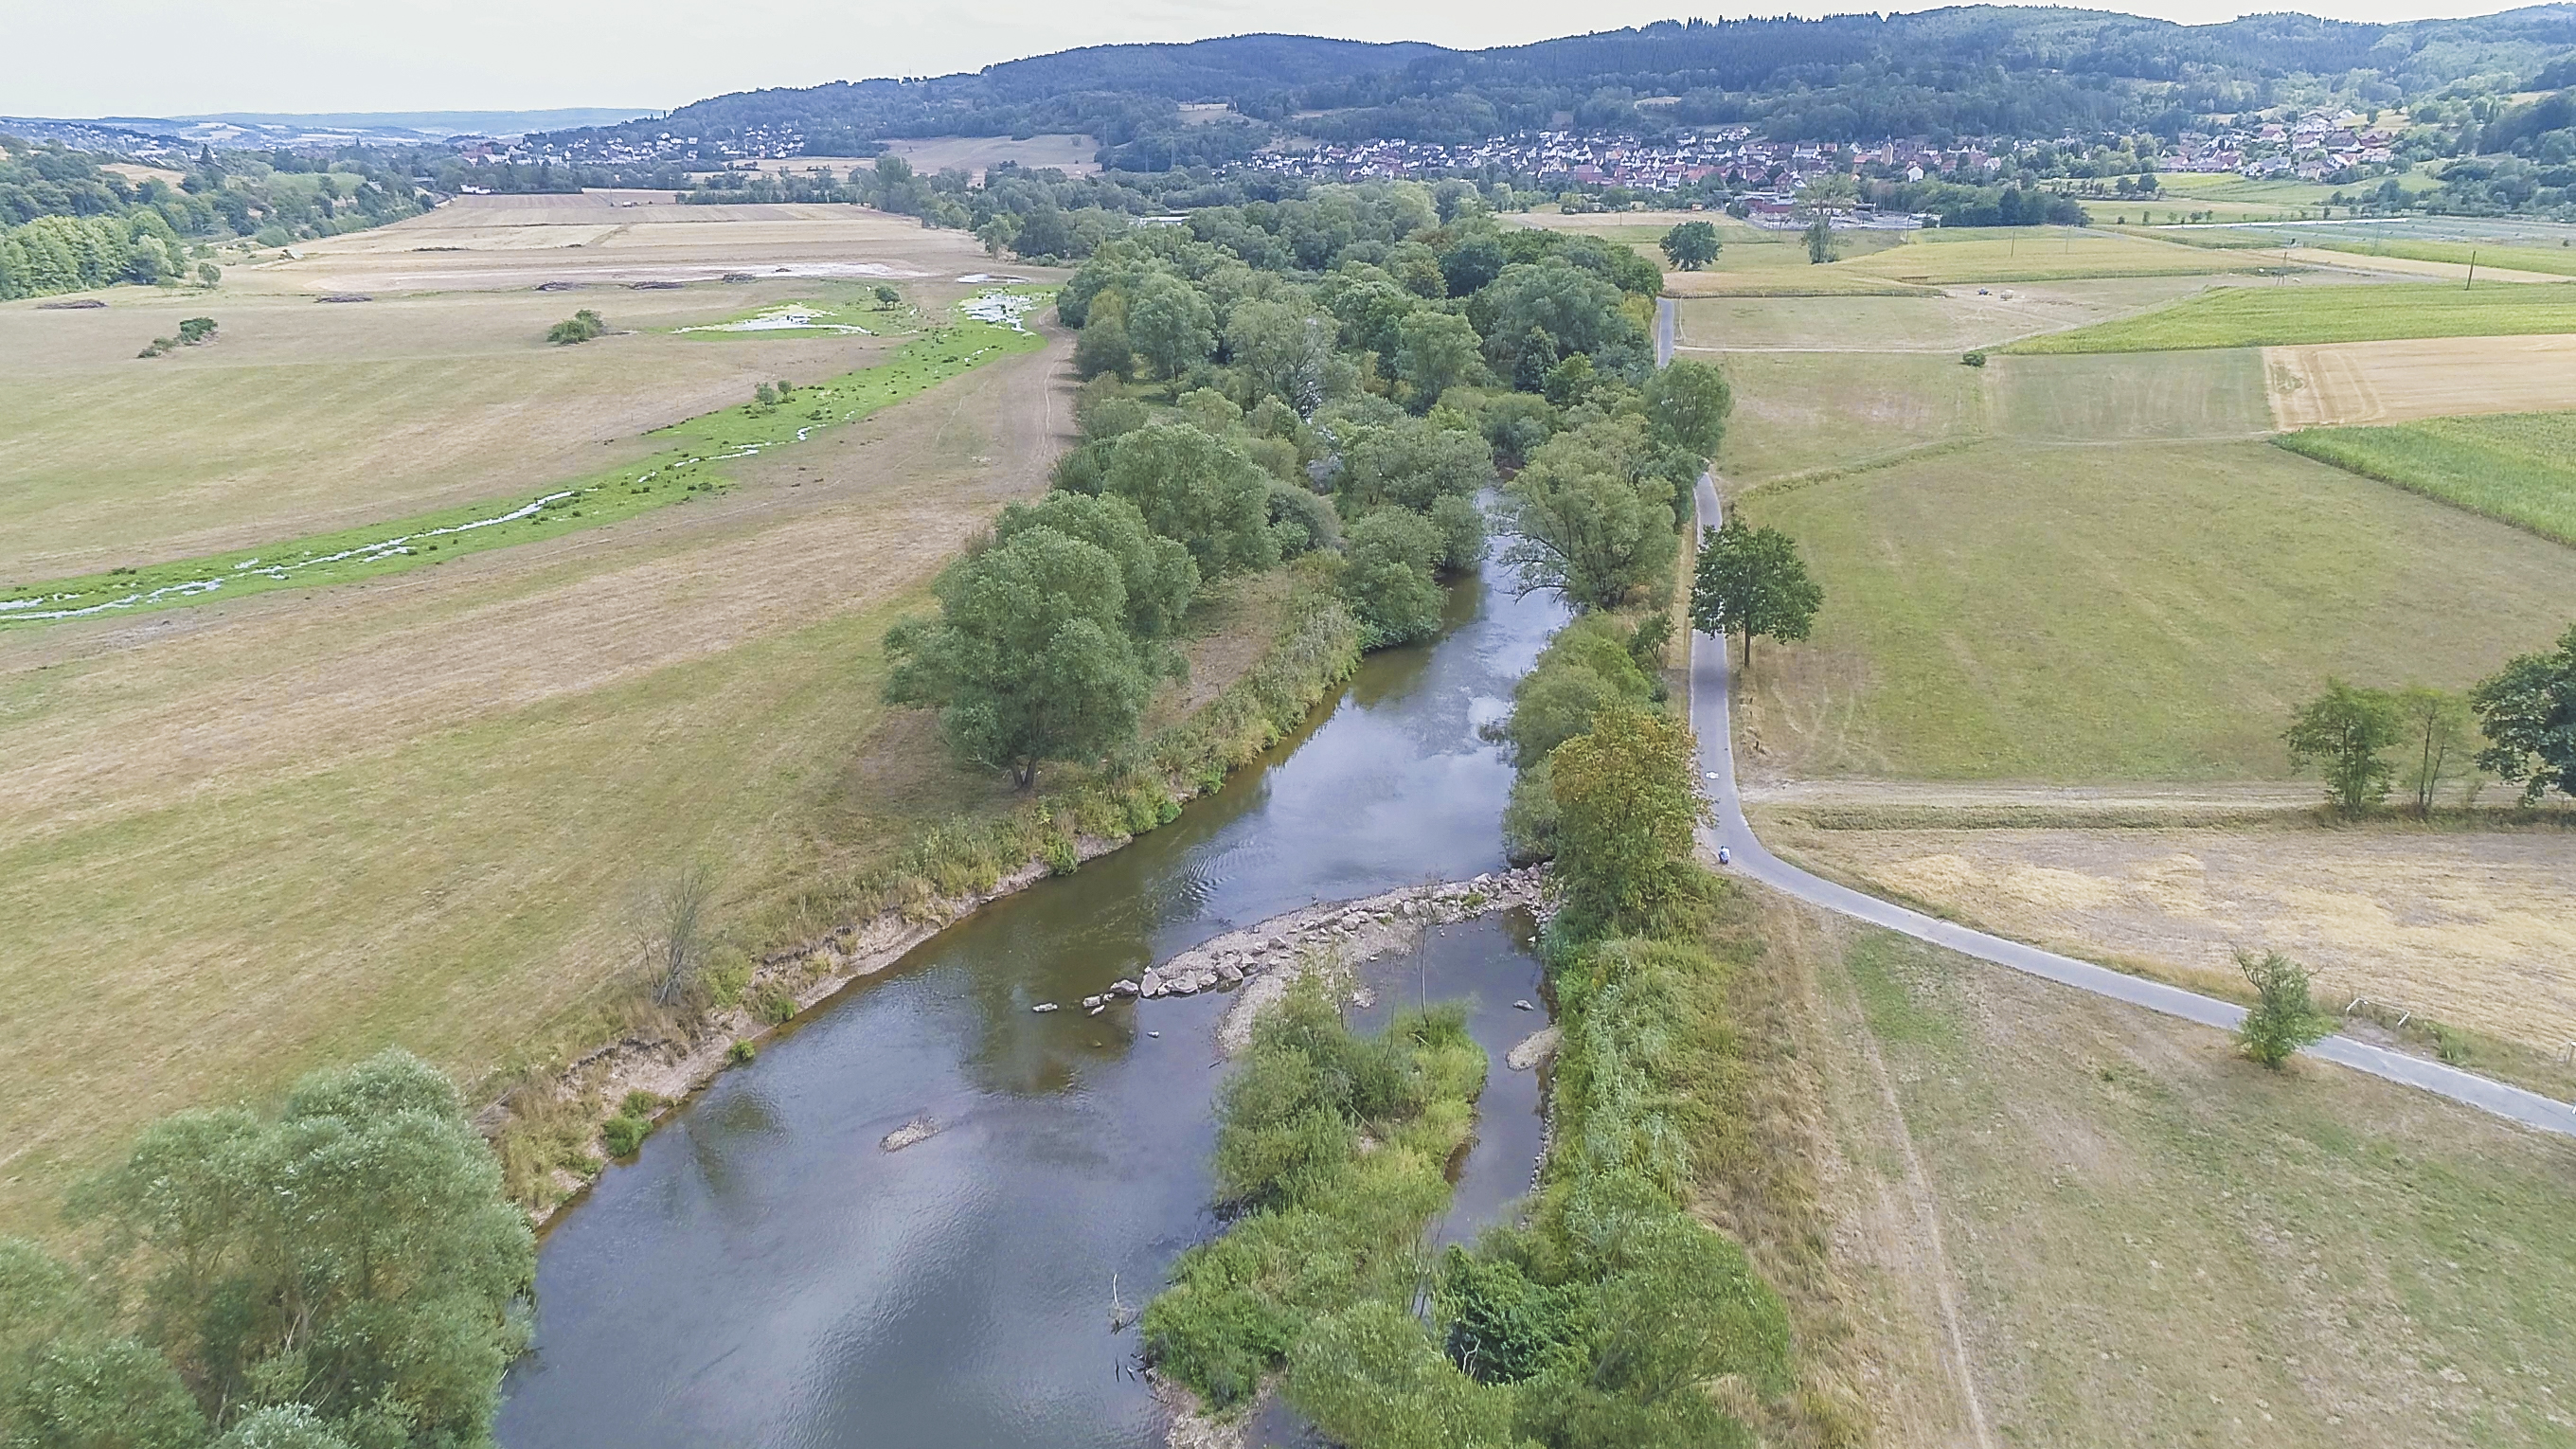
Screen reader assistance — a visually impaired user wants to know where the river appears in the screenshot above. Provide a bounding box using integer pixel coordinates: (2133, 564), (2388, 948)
(494, 559), (1566, 1449)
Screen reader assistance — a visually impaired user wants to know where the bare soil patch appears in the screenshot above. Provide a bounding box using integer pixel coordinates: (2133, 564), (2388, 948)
(2265, 332), (2576, 427)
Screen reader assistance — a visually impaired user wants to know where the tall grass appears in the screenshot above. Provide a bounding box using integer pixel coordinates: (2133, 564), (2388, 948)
(2008, 281), (2576, 353)
(2278, 411), (2576, 547)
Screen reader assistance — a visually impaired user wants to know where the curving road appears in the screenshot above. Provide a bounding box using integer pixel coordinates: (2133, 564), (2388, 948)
(1659, 298), (2576, 1138)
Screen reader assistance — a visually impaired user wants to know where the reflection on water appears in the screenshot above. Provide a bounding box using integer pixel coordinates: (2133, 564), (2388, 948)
(495, 561), (1565, 1449)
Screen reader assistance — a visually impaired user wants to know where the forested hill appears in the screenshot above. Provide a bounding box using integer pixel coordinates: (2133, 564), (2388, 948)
(545, 5), (2576, 162)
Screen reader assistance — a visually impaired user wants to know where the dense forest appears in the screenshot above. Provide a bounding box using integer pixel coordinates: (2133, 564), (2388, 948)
(0, 135), (428, 299)
(542, 7), (2576, 159)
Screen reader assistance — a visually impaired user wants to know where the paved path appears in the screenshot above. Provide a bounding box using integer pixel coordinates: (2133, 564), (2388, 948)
(1658, 299), (2576, 1138)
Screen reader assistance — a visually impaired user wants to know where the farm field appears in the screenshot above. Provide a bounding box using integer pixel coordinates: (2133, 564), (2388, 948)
(1714, 352), (1987, 483)
(1732, 437), (2576, 781)
(1777, 899), (2576, 1449)
(879, 134), (1100, 178)
(2012, 279), (2576, 351)
(2278, 409), (2576, 546)
(1675, 274), (2218, 352)
(1991, 348), (2272, 439)
(1773, 825), (2576, 1063)
(1833, 226), (2281, 283)
(0, 197), (1127, 1238)
(2265, 333), (2576, 429)
(2138, 166), (2445, 220)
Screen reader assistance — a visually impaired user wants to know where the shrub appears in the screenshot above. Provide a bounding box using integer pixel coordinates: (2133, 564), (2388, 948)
(600, 1115), (649, 1157)
(2235, 950), (2333, 1068)
(756, 986), (797, 1025)
(726, 1039), (757, 1065)
(1961, 349), (1987, 367)
(1044, 835), (1081, 875)
(702, 944), (752, 1007)
(620, 1089), (662, 1119)
(546, 309), (607, 345)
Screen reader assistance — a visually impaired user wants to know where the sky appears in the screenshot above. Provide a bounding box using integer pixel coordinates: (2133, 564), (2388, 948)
(1, 0), (2537, 118)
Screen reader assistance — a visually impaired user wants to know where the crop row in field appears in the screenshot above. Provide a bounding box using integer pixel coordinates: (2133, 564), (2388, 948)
(2279, 409), (2576, 546)
(2010, 280), (2576, 352)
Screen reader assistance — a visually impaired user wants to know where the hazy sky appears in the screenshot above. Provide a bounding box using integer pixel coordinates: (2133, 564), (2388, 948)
(6, 0), (2532, 117)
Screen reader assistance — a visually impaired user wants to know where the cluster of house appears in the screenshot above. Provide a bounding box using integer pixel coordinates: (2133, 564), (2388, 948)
(2163, 109), (2401, 180)
(1251, 129), (2025, 193)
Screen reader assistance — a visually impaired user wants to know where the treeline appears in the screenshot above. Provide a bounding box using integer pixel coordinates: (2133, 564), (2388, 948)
(0, 1052), (533, 1449)
(544, 9), (2576, 170)
(0, 135), (427, 300)
(2284, 625), (2576, 813)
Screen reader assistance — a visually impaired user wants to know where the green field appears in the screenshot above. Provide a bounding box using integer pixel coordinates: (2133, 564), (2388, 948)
(2280, 410), (2576, 546)
(1716, 352), (1989, 483)
(1, 294), (1046, 626)
(2307, 235), (2576, 277)
(2011, 280), (2576, 352)
(1834, 227), (2278, 285)
(1736, 438), (2576, 779)
(1820, 916), (2576, 1447)
(1992, 349), (2272, 440)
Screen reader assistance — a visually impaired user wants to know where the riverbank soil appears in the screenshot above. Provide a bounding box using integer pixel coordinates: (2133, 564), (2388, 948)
(1706, 255), (2576, 1122)
(0, 219), (1097, 1238)
(1775, 891), (2576, 1447)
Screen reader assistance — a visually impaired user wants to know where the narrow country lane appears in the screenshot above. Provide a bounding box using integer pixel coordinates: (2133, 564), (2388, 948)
(1658, 298), (2576, 1138)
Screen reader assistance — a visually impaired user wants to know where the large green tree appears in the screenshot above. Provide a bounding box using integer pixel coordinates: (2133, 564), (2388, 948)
(1224, 298), (1335, 414)
(1100, 422), (1282, 579)
(1641, 359), (1732, 461)
(2283, 679), (2403, 812)
(2469, 623), (2576, 806)
(993, 491), (1199, 640)
(61, 1050), (533, 1448)
(1391, 309), (1483, 409)
(1658, 220), (1720, 271)
(1338, 509), (1447, 650)
(886, 527), (1173, 789)
(1688, 516), (1823, 673)
(1547, 707), (1711, 938)
(1497, 421), (1682, 611)
(1122, 269), (1217, 383)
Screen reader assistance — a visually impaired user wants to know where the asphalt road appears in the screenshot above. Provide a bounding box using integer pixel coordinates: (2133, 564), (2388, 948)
(1660, 299), (2576, 1137)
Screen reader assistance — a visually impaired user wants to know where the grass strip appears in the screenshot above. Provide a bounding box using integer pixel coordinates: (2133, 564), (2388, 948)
(2276, 410), (2576, 547)
(0, 290), (1051, 628)
(2006, 280), (2576, 353)
(2306, 236), (2576, 278)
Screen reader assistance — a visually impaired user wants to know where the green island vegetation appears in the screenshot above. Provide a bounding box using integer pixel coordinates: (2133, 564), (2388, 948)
(2008, 280), (2576, 352)
(0, 291), (1047, 627)
(0, 1050), (532, 1449)
(2279, 409), (2576, 546)
(1, 134), (431, 299)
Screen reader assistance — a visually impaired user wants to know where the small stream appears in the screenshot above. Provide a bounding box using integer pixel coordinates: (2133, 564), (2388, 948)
(494, 555), (1565, 1449)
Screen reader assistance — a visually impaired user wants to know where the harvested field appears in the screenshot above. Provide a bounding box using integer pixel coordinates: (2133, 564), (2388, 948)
(1778, 825), (2576, 1057)
(1735, 438), (2576, 780)
(2011, 280), (2576, 353)
(2264, 333), (2576, 428)
(880, 134), (1100, 179)
(1783, 897), (2576, 1449)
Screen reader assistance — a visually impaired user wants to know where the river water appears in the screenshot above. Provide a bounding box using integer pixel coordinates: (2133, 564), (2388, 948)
(494, 562), (1565, 1449)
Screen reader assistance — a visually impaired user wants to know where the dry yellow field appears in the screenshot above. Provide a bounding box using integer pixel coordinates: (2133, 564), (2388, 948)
(880, 134), (1100, 178)
(2265, 331), (2576, 427)
(1777, 825), (2576, 1055)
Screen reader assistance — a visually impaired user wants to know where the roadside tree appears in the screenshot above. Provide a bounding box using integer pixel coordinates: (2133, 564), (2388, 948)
(1689, 516), (1823, 673)
(2468, 623), (2576, 806)
(1548, 707), (1711, 937)
(2234, 950), (2333, 1068)
(2390, 685), (2475, 814)
(1641, 359), (1732, 461)
(2283, 679), (2402, 812)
